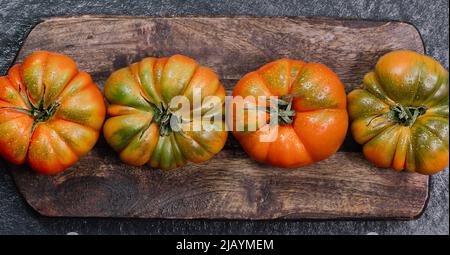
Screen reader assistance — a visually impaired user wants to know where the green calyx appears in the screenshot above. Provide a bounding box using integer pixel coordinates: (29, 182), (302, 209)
(0, 84), (60, 126)
(267, 96), (296, 125)
(368, 104), (428, 127)
(30, 102), (60, 123)
(251, 92), (301, 126)
(151, 102), (174, 137)
(140, 93), (183, 137)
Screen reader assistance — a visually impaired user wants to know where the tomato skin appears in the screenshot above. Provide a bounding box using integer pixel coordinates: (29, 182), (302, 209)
(0, 51), (106, 175)
(230, 59), (348, 168)
(103, 55), (228, 170)
(348, 50), (449, 175)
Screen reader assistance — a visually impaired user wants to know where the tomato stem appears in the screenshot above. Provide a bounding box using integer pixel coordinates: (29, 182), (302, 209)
(266, 91), (301, 125)
(243, 91), (301, 126)
(0, 84), (60, 124)
(1, 84), (61, 141)
(368, 104), (428, 127)
(140, 93), (184, 137)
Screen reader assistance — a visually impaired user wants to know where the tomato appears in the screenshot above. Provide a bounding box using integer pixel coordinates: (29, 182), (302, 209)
(229, 59), (348, 168)
(103, 55), (228, 170)
(0, 51), (106, 175)
(348, 50), (449, 175)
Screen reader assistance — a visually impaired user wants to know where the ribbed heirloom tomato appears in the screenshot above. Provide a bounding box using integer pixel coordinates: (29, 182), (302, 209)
(103, 55), (228, 170)
(348, 50), (449, 175)
(0, 51), (106, 175)
(230, 59), (348, 168)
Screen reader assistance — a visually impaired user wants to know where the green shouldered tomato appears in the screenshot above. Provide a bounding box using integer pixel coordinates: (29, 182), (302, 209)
(348, 50), (449, 175)
(103, 55), (227, 170)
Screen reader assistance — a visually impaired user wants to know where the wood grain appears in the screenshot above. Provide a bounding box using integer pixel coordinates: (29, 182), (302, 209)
(6, 16), (428, 219)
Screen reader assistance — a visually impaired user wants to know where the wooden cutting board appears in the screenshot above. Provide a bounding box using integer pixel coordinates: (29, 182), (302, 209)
(5, 16), (429, 219)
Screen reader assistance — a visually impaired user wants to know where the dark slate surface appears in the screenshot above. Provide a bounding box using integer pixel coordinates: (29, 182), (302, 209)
(0, 0), (448, 235)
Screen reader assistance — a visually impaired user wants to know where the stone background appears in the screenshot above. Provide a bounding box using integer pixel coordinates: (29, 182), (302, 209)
(0, 0), (448, 234)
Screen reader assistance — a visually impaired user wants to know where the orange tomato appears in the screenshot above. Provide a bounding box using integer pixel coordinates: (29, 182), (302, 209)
(230, 59), (348, 168)
(0, 51), (106, 175)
